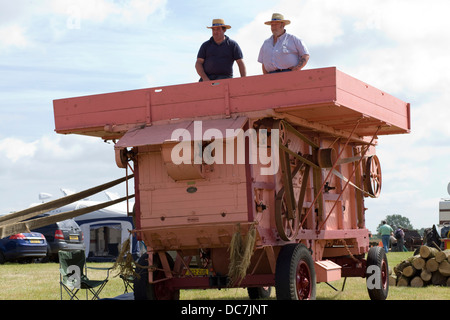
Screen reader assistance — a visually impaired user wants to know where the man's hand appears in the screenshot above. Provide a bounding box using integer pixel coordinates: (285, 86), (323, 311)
(195, 58), (210, 81)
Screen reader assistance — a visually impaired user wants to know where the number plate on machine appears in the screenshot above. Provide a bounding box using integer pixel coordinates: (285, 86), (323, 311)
(187, 268), (209, 276)
(69, 235), (79, 241)
(29, 240), (41, 244)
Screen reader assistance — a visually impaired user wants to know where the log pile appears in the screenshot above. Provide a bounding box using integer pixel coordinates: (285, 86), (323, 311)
(390, 246), (450, 287)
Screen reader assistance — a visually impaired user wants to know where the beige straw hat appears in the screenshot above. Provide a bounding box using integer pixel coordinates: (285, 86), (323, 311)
(264, 13), (291, 25)
(207, 18), (231, 29)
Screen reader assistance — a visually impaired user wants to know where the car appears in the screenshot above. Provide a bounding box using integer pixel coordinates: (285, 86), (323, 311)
(0, 232), (48, 264)
(32, 216), (85, 262)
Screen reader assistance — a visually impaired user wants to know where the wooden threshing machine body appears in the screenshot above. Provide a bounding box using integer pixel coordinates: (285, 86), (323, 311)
(53, 67), (410, 298)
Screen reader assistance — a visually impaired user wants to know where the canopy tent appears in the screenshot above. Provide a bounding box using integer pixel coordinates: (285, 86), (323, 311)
(72, 200), (138, 261)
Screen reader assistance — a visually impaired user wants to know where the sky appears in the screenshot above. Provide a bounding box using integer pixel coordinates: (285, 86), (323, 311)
(1, 0), (450, 233)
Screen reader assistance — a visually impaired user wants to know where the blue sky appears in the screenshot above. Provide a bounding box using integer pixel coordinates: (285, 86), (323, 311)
(1, 0), (450, 233)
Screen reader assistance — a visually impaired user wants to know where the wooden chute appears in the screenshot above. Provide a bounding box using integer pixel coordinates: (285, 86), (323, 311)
(0, 175), (134, 238)
(0, 195), (134, 239)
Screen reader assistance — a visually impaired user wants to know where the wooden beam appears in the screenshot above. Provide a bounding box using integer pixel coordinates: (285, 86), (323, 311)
(0, 174), (134, 226)
(0, 195), (134, 239)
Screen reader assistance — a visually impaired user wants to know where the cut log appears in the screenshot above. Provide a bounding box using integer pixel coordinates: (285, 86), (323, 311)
(412, 256), (426, 270)
(389, 275), (397, 286)
(431, 271), (447, 286)
(425, 258), (439, 272)
(435, 249), (450, 263)
(394, 260), (412, 277)
(420, 245), (439, 259)
(420, 269), (432, 282)
(438, 260), (450, 277)
(402, 265), (417, 277)
(410, 276), (424, 287)
(397, 275), (410, 287)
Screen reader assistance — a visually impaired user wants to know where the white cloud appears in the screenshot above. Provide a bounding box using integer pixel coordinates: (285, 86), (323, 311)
(48, 0), (167, 26)
(0, 1), (168, 52)
(0, 135), (97, 165)
(0, 137), (37, 162)
(0, 134), (126, 214)
(0, 25), (29, 50)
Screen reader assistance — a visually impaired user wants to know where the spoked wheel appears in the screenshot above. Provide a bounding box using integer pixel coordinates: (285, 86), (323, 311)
(364, 155), (382, 197)
(366, 246), (389, 300)
(134, 253), (180, 300)
(275, 244), (316, 300)
(275, 189), (300, 241)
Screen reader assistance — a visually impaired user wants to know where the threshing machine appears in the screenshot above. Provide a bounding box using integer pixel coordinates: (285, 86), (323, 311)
(52, 67), (411, 300)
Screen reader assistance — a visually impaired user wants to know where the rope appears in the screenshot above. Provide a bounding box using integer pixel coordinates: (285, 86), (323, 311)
(340, 239), (359, 263)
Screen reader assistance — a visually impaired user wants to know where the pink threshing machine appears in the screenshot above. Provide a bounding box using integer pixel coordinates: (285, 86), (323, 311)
(53, 67), (410, 300)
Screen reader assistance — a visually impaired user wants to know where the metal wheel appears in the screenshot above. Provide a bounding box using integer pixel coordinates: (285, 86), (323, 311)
(275, 244), (316, 300)
(278, 120), (288, 145)
(365, 155), (382, 197)
(275, 188), (300, 241)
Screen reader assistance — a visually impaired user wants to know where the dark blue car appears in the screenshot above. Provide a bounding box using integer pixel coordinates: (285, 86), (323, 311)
(0, 232), (48, 264)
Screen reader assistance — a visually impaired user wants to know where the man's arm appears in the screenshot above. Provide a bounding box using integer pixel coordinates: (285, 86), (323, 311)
(291, 54), (309, 71)
(236, 59), (247, 77)
(261, 64), (268, 74)
(195, 58), (210, 81)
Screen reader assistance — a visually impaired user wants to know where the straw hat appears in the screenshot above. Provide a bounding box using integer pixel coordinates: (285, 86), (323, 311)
(264, 13), (291, 25)
(207, 18), (231, 29)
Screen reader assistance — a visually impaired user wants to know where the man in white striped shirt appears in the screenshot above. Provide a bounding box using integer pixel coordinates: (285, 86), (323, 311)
(258, 13), (310, 74)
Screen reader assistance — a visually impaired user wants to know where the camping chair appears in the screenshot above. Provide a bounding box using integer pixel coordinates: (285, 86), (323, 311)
(59, 250), (112, 300)
(120, 274), (135, 293)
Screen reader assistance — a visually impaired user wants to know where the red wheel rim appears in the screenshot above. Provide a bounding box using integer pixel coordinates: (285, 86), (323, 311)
(380, 259), (388, 290)
(295, 260), (312, 300)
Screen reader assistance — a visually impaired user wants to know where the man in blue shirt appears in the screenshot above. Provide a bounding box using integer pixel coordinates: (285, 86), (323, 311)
(196, 19), (246, 81)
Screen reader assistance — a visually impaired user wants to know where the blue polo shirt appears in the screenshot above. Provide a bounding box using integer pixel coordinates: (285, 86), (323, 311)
(197, 35), (243, 79)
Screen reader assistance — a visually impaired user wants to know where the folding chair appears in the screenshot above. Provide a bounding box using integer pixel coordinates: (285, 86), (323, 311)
(59, 250), (111, 300)
(120, 274), (135, 293)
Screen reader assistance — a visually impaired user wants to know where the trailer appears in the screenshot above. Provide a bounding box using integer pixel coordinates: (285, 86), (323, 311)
(52, 67), (411, 300)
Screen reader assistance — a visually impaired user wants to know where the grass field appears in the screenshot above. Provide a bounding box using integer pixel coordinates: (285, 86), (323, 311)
(0, 252), (449, 300)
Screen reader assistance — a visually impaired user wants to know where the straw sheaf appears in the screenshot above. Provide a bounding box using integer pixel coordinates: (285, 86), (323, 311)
(228, 223), (257, 286)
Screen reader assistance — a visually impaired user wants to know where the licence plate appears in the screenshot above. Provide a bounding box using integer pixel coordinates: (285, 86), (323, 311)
(187, 268), (209, 276)
(69, 235), (79, 241)
(29, 240), (41, 244)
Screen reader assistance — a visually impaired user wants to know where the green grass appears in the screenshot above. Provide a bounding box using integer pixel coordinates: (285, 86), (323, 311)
(0, 262), (126, 300)
(0, 252), (449, 300)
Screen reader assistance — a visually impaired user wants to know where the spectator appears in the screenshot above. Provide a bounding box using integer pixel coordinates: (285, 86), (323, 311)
(394, 226), (405, 252)
(379, 220), (393, 253)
